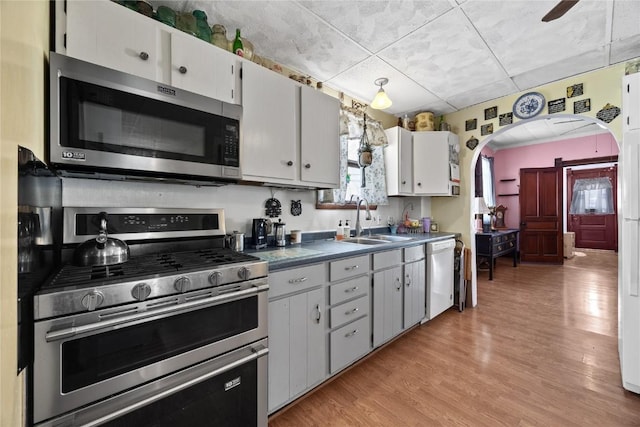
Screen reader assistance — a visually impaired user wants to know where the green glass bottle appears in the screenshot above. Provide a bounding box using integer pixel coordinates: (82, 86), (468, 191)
(233, 28), (244, 57)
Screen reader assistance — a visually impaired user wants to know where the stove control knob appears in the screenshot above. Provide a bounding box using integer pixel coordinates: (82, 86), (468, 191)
(238, 267), (251, 280)
(81, 291), (104, 311)
(208, 271), (223, 286)
(174, 277), (191, 293)
(131, 283), (152, 301)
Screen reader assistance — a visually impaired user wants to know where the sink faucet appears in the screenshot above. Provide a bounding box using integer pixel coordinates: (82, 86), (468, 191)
(355, 197), (372, 236)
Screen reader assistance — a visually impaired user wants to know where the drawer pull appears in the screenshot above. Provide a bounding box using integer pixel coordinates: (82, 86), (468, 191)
(396, 277), (402, 291)
(288, 277), (308, 284)
(405, 274), (411, 287)
(345, 329), (359, 338)
(315, 304), (321, 324)
(345, 307), (359, 315)
(344, 265), (359, 271)
(344, 286), (359, 293)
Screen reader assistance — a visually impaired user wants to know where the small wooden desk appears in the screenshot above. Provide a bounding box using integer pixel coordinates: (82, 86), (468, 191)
(475, 229), (519, 280)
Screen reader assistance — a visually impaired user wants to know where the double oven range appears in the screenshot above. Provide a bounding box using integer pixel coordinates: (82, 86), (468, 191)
(32, 208), (268, 426)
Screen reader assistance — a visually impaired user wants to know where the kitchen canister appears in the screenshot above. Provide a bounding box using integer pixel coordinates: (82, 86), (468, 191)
(290, 230), (302, 244)
(415, 112), (435, 131)
(422, 217), (431, 233)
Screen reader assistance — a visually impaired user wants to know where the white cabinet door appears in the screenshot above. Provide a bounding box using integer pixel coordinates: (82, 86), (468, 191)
(268, 298), (290, 412)
(624, 73), (640, 132)
(300, 85), (340, 186)
(169, 32), (238, 104)
(413, 132), (450, 195)
(241, 61), (297, 182)
(306, 288), (326, 389)
(384, 127), (413, 196)
(66, 0), (158, 80)
(404, 259), (426, 327)
(373, 267), (403, 347)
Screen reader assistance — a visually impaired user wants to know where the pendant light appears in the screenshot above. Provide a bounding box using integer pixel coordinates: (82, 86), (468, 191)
(370, 77), (392, 110)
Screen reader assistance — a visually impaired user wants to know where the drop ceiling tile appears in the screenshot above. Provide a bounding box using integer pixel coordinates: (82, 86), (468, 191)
(463, 0), (609, 76)
(612, 0), (640, 40)
(610, 34), (640, 65)
(512, 47), (608, 91)
(171, 0), (370, 81)
(299, 0), (452, 53)
(379, 8), (507, 99)
(326, 56), (442, 116)
(447, 78), (519, 110)
(407, 101), (458, 117)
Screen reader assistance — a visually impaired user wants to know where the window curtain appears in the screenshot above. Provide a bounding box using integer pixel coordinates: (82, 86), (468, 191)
(481, 155), (495, 207)
(569, 177), (614, 214)
(332, 107), (389, 205)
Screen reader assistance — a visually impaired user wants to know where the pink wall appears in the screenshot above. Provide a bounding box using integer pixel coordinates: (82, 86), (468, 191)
(490, 132), (619, 229)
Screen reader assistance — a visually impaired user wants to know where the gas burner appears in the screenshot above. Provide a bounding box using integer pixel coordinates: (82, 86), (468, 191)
(90, 265), (124, 280)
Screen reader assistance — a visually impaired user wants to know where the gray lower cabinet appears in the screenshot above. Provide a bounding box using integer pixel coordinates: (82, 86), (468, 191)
(268, 265), (326, 413)
(404, 245), (426, 328)
(372, 249), (403, 348)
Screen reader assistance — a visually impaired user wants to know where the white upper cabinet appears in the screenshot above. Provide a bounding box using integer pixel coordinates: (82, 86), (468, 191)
(300, 85), (340, 187)
(384, 126), (414, 196)
(624, 73), (640, 132)
(66, 0), (158, 80)
(64, 0), (240, 105)
(242, 61), (340, 188)
(412, 131), (459, 196)
(241, 60), (298, 182)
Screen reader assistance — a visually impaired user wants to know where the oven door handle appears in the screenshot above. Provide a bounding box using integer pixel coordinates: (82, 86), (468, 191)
(45, 283), (267, 342)
(83, 345), (269, 427)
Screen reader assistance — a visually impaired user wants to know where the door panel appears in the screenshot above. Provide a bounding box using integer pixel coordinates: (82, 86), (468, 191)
(519, 167), (563, 263)
(567, 166), (618, 250)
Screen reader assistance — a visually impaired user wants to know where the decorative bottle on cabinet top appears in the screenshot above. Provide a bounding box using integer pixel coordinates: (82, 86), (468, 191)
(233, 28), (244, 57)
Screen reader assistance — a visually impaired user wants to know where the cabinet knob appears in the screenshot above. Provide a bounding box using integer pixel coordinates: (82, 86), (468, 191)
(139, 51), (149, 61)
(179, 66), (188, 74)
(417, 182), (422, 186)
(402, 180), (406, 184)
(304, 163), (311, 169)
(287, 160), (293, 166)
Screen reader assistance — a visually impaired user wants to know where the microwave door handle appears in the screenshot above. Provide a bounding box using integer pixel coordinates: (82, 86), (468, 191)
(82, 345), (268, 427)
(45, 282), (265, 342)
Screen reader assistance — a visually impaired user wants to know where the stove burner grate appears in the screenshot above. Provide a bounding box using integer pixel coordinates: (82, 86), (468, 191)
(90, 265), (125, 280)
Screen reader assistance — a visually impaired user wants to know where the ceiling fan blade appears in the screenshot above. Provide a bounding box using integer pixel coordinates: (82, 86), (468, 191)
(542, 0), (580, 22)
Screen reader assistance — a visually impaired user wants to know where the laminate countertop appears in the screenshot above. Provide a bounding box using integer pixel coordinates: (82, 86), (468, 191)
(245, 231), (458, 271)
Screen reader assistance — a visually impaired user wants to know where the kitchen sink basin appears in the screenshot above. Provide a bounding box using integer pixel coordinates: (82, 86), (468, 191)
(340, 237), (390, 245)
(340, 235), (414, 245)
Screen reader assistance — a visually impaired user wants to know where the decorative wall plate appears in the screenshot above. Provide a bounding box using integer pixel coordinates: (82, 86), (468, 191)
(513, 92), (546, 119)
(265, 198), (282, 218)
(291, 200), (302, 216)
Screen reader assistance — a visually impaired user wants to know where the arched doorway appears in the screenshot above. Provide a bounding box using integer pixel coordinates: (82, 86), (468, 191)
(467, 113), (620, 305)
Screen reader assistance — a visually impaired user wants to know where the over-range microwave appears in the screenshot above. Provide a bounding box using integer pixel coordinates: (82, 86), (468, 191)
(49, 52), (241, 183)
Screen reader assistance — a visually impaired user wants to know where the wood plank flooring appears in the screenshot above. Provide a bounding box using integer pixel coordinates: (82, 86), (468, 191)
(269, 249), (640, 426)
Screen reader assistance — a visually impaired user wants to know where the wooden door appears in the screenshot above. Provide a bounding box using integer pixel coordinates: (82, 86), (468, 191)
(519, 167), (564, 263)
(567, 166), (618, 250)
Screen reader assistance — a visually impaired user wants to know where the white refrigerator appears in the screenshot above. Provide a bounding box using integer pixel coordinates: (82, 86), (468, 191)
(620, 72), (640, 393)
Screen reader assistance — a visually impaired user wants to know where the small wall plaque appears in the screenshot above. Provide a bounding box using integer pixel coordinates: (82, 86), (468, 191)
(481, 123), (493, 136)
(596, 103), (621, 123)
(465, 118), (477, 131)
(548, 98), (566, 114)
(484, 106), (498, 120)
(574, 98), (591, 114)
(567, 83), (583, 98)
(499, 112), (513, 126)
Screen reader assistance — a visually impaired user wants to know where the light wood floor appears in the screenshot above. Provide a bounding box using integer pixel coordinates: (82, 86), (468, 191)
(269, 249), (640, 426)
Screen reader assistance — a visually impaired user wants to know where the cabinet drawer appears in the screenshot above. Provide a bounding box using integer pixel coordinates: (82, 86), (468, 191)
(404, 245), (425, 262)
(330, 316), (370, 374)
(330, 255), (370, 282)
(330, 294), (369, 329)
(373, 249), (402, 271)
(330, 275), (369, 305)
(269, 264), (325, 299)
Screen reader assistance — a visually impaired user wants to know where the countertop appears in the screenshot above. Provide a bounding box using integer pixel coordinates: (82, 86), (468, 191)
(245, 231), (458, 271)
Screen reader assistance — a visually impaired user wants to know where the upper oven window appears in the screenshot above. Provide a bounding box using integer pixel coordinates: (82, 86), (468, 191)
(59, 76), (239, 166)
(61, 296), (258, 393)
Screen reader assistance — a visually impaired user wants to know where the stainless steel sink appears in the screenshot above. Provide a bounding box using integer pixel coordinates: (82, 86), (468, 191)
(340, 237), (390, 245)
(340, 235), (413, 245)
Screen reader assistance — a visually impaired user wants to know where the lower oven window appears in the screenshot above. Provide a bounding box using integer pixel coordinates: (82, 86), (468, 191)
(102, 359), (258, 427)
(62, 296), (258, 392)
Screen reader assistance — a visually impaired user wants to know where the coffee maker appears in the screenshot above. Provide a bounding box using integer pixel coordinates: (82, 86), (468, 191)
(252, 218), (268, 249)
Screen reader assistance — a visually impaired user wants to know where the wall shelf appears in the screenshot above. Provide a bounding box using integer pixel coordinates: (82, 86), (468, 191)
(498, 193), (519, 197)
(499, 178), (516, 182)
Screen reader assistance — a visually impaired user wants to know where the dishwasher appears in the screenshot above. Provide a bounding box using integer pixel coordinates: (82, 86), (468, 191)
(426, 239), (456, 320)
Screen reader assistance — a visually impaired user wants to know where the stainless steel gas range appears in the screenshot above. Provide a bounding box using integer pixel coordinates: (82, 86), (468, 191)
(32, 208), (269, 427)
